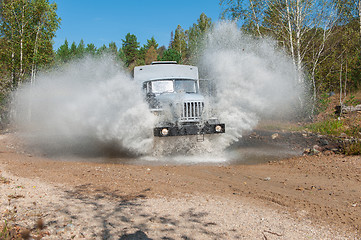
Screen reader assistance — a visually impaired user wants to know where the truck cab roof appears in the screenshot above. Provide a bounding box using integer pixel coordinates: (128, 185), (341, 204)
(134, 63), (199, 82)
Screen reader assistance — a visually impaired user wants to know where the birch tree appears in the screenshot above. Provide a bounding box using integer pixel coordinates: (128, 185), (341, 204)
(171, 25), (188, 62)
(30, 0), (60, 84)
(336, 0), (361, 35)
(221, 0), (341, 104)
(359, 0), (361, 36)
(0, 0), (60, 87)
(188, 13), (212, 64)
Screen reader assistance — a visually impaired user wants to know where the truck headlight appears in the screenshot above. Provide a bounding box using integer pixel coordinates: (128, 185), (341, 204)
(161, 128), (169, 136)
(151, 109), (163, 116)
(215, 125), (222, 132)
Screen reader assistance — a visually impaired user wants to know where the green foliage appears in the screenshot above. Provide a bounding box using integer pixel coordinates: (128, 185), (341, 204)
(335, 0), (360, 24)
(318, 92), (332, 112)
(160, 49), (182, 63)
(157, 46), (166, 59)
(77, 39), (86, 58)
(108, 41), (118, 56)
(57, 39), (87, 61)
(220, 0), (361, 100)
(350, 50), (361, 89)
(69, 42), (78, 58)
(170, 25), (188, 62)
(0, 0), (60, 126)
(55, 40), (122, 65)
(135, 58), (145, 66)
(344, 94), (360, 106)
(96, 42), (118, 56)
(343, 141), (361, 155)
(0, 220), (11, 239)
(0, 0), (60, 86)
(122, 33), (140, 66)
(137, 46), (147, 63)
(188, 13), (212, 64)
(144, 37), (159, 50)
(118, 48), (126, 63)
(137, 37), (160, 65)
(56, 39), (70, 62)
(96, 44), (107, 55)
(345, 123), (361, 136)
(85, 43), (97, 56)
(305, 119), (344, 135)
(145, 46), (158, 64)
(0, 220), (21, 240)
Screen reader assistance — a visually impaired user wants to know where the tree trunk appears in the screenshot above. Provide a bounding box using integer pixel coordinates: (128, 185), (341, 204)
(344, 59), (347, 99)
(311, 67), (317, 116)
(250, 0), (262, 37)
(31, 22), (42, 85)
(285, 0), (296, 67)
(295, 0), (303, 83)
(10, 28), (16, 88)
(342, 104), (361, 112)
(19, 4), (25, 84)
(359, 0), (361, 37)
(339, 61), (343, 109)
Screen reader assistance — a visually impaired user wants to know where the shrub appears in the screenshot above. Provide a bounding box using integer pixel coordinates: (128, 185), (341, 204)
(305, 119), (344, 135)
(343, 141), (361, 155)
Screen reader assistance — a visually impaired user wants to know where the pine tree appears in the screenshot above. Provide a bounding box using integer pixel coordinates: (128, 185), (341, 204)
(85, 43), (97, 56)
(157, 46), (166, 60)
(122, 33), (140, 66)
(108, 41), (118, 56)
(145, 36), (159, 50)
(69, 41), (77, 58)
(56, 39), (70, 63)
(145, 46), (158, 64)
(97, 44), (108, 55)
(161, 48), (182, 63)
(188, 13), (212, 64)
(171, 25), (188, 61)
(77, 39), (85, 58)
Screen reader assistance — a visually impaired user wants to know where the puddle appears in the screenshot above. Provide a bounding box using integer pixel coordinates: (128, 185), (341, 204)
(50, 130), (311, 166)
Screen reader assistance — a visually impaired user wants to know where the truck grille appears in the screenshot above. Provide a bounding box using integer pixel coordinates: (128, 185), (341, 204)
(180, 101), (204, 122)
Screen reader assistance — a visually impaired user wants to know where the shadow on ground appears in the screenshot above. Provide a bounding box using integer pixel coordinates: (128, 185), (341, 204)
(42, 184), (229, 239)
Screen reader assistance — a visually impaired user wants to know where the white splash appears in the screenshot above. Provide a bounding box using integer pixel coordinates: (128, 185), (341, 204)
(12, 22), (304, 163)
(199, 21), (303, 149)
(13, 55), (156, 156)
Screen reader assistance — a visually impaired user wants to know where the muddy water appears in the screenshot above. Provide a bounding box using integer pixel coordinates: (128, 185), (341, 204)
(226, 144), (300, 165)
(55, 143), (299, 166)
(51, 130), (315, 166)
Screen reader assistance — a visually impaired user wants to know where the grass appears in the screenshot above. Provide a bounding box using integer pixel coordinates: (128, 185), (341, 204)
(304, 117), (361, 155)
(0, 176), (10, 184)
(0, 221), (11, 240)
(0, 220), (23, 240)
(343, 141), (361, 155)
(304, 119), (345, 136)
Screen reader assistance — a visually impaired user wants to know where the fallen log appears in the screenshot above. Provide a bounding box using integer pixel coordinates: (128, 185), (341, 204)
(335, 104), (361, 114)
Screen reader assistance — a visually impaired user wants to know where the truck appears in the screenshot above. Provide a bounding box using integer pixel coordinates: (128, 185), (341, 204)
(134, 61), (225, 137)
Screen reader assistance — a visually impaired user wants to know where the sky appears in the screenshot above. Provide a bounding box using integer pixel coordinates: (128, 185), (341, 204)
(53, 0), (223, 50)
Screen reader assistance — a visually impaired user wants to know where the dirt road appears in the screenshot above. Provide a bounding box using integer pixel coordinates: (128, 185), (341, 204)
(0, 133), (360, 239)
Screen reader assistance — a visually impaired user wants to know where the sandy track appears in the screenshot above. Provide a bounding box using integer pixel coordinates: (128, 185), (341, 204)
(0, 133), (360, 239)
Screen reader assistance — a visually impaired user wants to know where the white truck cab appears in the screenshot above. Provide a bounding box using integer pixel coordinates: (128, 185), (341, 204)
(134, 61), (225, 137)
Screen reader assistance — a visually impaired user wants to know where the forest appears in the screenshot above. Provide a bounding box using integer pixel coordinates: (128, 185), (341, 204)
(0, 0), (360, 125)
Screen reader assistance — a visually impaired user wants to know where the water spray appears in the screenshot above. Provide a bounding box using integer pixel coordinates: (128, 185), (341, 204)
(12, 22), (304, 163)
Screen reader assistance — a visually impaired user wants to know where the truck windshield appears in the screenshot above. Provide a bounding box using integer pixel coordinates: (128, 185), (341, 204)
(151, 79), (197, 94)
(151, 80), (173, 94)
(174, 80), (197, 93)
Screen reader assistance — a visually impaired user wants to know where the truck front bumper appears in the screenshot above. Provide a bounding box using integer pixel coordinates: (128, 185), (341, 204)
(154, 123), (225, 137)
